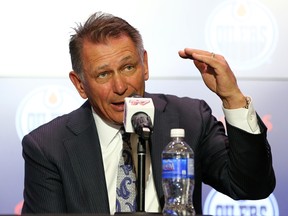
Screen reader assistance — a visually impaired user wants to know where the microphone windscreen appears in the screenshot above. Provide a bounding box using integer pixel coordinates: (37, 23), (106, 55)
(123, 97), (155, 133)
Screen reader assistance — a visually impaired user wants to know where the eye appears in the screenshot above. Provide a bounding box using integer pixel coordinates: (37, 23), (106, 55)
(122, 64), (136, 75)
(95, 71), (112, 83)
(125, 65), (134, 71)
(97, 71), (109, 79)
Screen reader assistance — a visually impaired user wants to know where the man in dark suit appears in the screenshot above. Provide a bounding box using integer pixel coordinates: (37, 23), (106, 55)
(21, 12), (275, 214)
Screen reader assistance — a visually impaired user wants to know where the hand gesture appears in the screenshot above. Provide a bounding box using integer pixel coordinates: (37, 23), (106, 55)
(178, 48), (246, 109)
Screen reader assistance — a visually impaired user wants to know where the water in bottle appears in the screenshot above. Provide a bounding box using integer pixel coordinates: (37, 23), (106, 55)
(162, 128), (195, 216)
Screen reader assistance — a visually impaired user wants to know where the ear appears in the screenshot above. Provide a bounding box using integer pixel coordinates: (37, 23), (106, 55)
(143, 51), (149, 81)
(69, 71), (88, 99)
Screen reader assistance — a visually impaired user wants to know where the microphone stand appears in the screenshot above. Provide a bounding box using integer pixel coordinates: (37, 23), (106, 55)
(136, 127), (151, 212)
(131, 111), (153, 213)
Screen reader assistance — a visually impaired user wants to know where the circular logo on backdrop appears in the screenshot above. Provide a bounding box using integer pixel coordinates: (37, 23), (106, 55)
(204, 189), (279, 216)
(205, 0), (278, 71)
(16, 85), (82, 140)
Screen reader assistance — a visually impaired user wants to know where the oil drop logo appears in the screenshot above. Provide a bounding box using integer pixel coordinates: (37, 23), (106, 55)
(16, 85), (82, 140)
(205, 0), (278, 71)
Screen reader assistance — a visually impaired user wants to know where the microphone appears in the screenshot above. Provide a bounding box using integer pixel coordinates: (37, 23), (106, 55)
(123, 94), (154, 212)
(123, 95), (155, 136)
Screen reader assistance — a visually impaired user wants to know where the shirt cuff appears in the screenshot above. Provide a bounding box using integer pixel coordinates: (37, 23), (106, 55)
(222, 98), (260, 134)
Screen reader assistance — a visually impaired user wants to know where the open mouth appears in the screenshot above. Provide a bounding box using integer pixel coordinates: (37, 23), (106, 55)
(112, 101), (124, 106)
(112, 101), (125, 111)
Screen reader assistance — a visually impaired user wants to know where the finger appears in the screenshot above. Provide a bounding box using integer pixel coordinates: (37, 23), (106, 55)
(179, 49), (218, 64)
(194, 60), (208, 73)
(178, 50), (194, 59)
(191, 52), (223, 71)
(179, 48), (213, 57)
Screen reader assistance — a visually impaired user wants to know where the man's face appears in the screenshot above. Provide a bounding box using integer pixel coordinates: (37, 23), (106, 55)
(69, 35), (149, 125)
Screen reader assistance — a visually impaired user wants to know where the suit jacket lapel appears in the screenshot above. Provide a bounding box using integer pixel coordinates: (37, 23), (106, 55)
(63, 101), (110, 213)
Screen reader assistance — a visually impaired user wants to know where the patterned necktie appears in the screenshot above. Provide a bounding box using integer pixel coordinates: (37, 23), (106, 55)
(115, 128), (137, 212)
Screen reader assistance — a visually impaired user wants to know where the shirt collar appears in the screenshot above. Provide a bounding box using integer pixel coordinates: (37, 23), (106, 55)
(91, 108), (121, 149)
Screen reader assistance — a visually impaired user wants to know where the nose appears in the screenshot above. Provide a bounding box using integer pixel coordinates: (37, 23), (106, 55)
(112, 73), (128, 95)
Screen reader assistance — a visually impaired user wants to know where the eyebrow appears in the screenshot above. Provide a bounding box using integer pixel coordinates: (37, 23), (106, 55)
(96, 55), (134, 71)
(120, 55), (133, 63)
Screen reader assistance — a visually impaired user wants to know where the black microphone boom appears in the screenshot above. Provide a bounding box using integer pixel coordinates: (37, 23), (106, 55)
(131, 111), (153, 212)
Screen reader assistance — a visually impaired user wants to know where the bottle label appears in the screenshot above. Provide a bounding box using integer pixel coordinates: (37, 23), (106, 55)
(162, 158), (194, 179)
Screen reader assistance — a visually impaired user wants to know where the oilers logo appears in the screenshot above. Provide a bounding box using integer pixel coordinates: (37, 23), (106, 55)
(205, 0), (278, 71)
(204, 189), (279, 216)
(16, 85), (82, 140)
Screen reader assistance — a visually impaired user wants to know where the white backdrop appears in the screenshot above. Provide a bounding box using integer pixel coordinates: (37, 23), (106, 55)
(0, 0), (286, 79)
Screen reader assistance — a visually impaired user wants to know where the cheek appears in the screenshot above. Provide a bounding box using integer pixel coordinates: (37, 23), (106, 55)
(130, 72), (146, 86)
(126, 78), (141, 91)
(84, 83), (108, 102)
(136, 75), (146, 89)
(92, 88), (109, 103)
(89, 89), (110, 113)
(99, 86), (115, 105)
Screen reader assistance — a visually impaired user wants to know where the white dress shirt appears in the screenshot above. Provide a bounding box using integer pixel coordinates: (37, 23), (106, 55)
(92, 98), (260, 214)
(92, 110), (161, 214)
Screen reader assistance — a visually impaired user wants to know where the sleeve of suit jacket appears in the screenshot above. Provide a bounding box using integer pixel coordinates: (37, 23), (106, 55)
(185, 97), (275, 199)
(149, 93), (275, 203)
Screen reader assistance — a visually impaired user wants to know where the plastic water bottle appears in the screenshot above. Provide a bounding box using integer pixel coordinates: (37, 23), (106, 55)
(162, 128), (195, 216)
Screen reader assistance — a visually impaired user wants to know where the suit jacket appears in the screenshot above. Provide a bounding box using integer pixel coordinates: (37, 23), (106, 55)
(22, 93), (275, 214)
